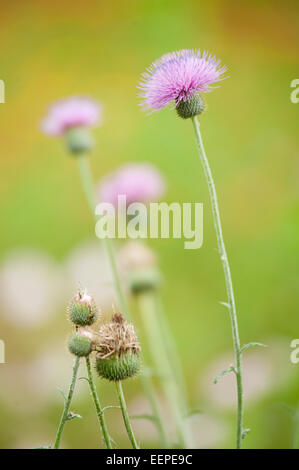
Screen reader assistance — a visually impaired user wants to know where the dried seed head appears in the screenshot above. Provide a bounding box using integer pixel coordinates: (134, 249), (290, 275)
(68, 289), (98, 326)
(95, 313), (141, 381)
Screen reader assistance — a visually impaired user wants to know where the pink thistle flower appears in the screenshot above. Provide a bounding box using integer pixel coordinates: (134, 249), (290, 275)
(41, 96), (101, 136)
(139, 49), (227, 113)
(97, 163), (165, 207)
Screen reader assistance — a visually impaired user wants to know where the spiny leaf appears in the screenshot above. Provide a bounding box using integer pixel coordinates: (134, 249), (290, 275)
(214, 366), (236, 384)
(240, 342), (267, 354)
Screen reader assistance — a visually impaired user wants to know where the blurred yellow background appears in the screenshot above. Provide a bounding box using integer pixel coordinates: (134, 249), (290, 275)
(0, 0), (298, 449)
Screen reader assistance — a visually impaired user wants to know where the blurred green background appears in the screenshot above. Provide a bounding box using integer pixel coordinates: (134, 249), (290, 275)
(0, 0), (298, 449)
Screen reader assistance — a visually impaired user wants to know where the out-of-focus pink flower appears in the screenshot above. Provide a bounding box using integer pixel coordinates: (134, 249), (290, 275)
(97, 163), (165, 206)
(139, 49), (227, 112)
(41, 96), (101, 136)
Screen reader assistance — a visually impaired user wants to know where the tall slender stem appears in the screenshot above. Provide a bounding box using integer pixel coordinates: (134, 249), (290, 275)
(85, 356), (112, 449)
(191, 116), (243, 449)
(76, 154), (169, 447)
(115, 381), (139, 449)
(154, 291), (189, 413)
(77, 155), (130, 319)
(54, 356), (80, 449)
(137, 290), (191, 448)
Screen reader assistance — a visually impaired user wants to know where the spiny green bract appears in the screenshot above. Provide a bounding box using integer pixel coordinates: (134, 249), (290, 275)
(95, 353), (140, 382)
(69, 300), (97, 326)
(129, 267), (162, 295)
(65, 127), (94, 155)
(68, 333), (92, 357)
(176, 93), (206, 119)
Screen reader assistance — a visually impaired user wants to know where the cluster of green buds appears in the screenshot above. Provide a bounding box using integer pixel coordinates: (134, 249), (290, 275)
(67, 289), (98, 357)
(67, 288), (140, 382)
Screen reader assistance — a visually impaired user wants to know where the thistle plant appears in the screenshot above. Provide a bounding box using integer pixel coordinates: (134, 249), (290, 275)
(94, 313), (141, 449)
(41, 100), (168, 447)
(54, 289), (112, 449)
(98, 164), (193, 447)
(139, 49), (250, 449)
(119, 240), (192, 448)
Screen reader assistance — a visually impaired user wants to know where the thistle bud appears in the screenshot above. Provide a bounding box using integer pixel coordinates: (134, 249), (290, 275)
(68, 290), (98, 326)
(118, 241), (161, 294)
(176, 93), (206, 119)
(128, 267), (162, 294)
(65, 127), (94, 155)
(95, 313), (141, 382)
(68, 329), (93, 357)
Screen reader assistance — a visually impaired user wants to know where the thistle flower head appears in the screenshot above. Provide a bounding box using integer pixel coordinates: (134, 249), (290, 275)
(97, 163), (165, 207)
(68, 289), (98, 326)
(41, 96), (101, 136)
(139, 49), (227, 114)
(95, 313), (141, 381)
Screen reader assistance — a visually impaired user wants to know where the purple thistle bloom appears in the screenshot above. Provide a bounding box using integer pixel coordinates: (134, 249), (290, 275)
(41, 96), (102, 136)
(139, 49), (227, 113)
(97, 163), (165, 207)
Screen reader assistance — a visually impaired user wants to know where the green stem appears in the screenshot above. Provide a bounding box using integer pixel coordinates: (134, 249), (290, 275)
(76, 153), (168, 447)
(154, 291), (189, 413)
(292, 403), (299, 449)
(115, 381), (139, 449)
(85, 356), (112, 449)
(137, 290), (191, 448)
(192, 116), (243, 449)
(54, 356), (80, 449)
(77, 155), (130, 319)
(139, 372), (170, 448)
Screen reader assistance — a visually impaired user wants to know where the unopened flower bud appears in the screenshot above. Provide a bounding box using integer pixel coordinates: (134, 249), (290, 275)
(68, 290), (98, 326)
(176, 93), (206, 119)
(65, 127), (94, 155)
(95, 313), (141, 382)
(68, 330), (92, 357)
(118, 241), (161, 294)
(129, 267), (162, 294)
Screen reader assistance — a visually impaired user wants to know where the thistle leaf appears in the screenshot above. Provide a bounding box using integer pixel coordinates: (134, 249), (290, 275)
(214, 366), (236, 384)
(242, 428), (250, 439)
(57, 387), (67, 402)
(67, 412), (82, 421)
(240, 342), (267, 354)
(219, 301), (230, 309)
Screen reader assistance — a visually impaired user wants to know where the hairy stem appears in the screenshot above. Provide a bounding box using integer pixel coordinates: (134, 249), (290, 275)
(115, 381), (139, 449)
(192, 116), (243, 449)
(137, 290), (192, 448)
(76, 153), (169, 447)
(54, 356), (80, 449)
(85, 356), (112, 449)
